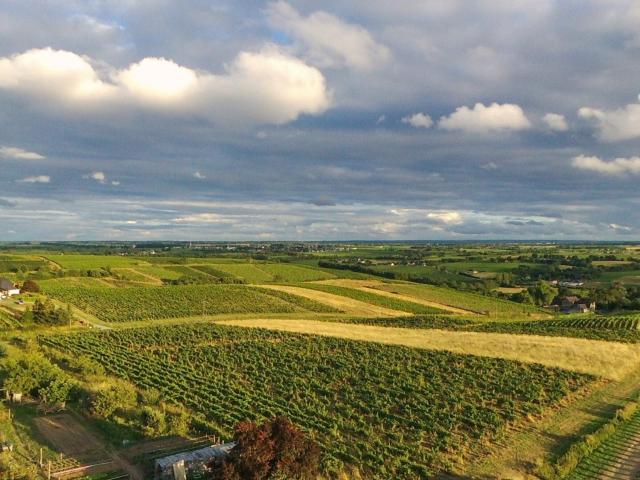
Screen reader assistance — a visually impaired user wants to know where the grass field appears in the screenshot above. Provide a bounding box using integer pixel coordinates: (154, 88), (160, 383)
(370, 281), (543, 316)
(131, 265), (184, 281)
(296, 283), (447, 314)
(45, 254), (150, 269)
(201, 264), (274, 283)
(41, 323), (592, 478)
(219, 319), (640, 380)
(258, 284), (408, 317)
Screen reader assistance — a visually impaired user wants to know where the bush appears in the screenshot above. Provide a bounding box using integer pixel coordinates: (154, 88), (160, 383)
(90, 381), (137, 418)
(21, 279), (40, 293)
(141, 406), (166, 436)
(212, 416), (320, 480)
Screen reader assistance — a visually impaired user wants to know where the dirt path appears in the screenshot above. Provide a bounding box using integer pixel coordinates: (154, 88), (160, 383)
(35, 413), (144, 480)
(219, 318), (640, 380)
(257, 284), (409, 317)
(311, 279), (479, 315)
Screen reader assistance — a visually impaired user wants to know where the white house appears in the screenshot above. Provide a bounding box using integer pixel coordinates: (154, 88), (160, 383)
(0, 278), (20, 298)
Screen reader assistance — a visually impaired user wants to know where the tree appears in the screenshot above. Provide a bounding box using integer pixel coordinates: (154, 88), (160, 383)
(90, 381), (137, 418)
(528, 281), (558, 306)
(28, 299), (72, 325)
(212, 416), (320, 480)
(21, 279), (40, 293)
(39, 378), (75, 406)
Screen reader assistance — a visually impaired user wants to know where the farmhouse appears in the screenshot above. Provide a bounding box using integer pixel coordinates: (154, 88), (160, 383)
(552, 296), (596, 314)
(154, 442), (235, 480)
(0, 277), (20, 299)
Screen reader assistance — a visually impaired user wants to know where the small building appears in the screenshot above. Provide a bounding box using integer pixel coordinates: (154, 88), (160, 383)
(552, 296), (596, 314)
(0, 278), (20, 298)
(154, 442), (235, 480)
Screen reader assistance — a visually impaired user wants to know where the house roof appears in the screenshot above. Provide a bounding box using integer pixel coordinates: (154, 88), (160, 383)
(0, 278), (14, 291)
(155, 442), (236, 470)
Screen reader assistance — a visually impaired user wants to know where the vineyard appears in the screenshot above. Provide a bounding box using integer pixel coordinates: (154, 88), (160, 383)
(320, 314), (640, 343)
(296, 284), (446, 314)
(41, 284), (338, 322)
(40, 324), (593, 478)
(371, 283), (543, 316)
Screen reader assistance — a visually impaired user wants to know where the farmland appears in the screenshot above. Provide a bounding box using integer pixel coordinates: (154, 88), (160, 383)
(369, 281), (542, 316)
(295, 283), (447, 314)
(41, 284), (338, 322)
(40, 323), (593, 478)
(4, 241), (640, 478)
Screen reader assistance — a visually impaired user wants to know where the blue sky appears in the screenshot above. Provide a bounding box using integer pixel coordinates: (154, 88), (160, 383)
(1, 0), (639, 240)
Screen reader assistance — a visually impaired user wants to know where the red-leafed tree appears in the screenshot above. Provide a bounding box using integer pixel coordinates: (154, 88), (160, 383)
(212, 416), (320, 480)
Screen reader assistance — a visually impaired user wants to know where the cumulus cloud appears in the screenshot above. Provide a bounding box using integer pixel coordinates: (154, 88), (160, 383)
(571, 154), (640, 176)
(193, 171), (206, 179)
(266, 1), (390, 70)
(18, 175), (50, 183)
(0, 146), (45, 160)
(0, 47), (331, 126)
(578, 103), (640, 141)
(439, 102), (531, 133)
(401, 112), (433, 128)
(542, 113), (568, 131)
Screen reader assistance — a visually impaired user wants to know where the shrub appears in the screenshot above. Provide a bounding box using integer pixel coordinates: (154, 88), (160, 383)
(213, 416), (320, 480)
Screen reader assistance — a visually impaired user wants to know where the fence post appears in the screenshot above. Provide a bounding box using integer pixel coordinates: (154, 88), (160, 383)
(48, 460), (51, 480)
(40, 447), (43, 467)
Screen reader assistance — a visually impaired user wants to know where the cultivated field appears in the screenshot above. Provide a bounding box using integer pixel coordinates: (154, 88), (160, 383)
(218, 319), (640, 380)
(41, 284), (338, 322)
(41, 324), (592, 478)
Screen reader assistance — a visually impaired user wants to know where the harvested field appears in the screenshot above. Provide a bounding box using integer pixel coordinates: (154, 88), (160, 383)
(257, 284), (408, 317)
(219, 319), (640, 380)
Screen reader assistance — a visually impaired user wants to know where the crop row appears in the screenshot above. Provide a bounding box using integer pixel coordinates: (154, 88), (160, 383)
(41, 324), (591, 478)
(41, 284), (337, 322)
(372, 283), (542, 316)
(296, 284), (446, 314)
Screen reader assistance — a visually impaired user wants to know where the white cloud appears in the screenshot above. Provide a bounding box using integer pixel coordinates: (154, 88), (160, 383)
(426, 211), (462, 224)
(578, 103), (640, 141)
(401, 112), (433, 129)
(266, 1), (390, 70)
(0, 146), (45, 160)
(571, 154), (640, 176)
(376, 115), (386, 125)
(116, 57), (198, 105)
(0, 47), (331, 126)
(439, 102), (531, 133)
(18, 175), (50, 184)
(608, 223), (632, 232)
(481, 162), (498, 170)
(542, 113), (568, 131)
(0, 48), (115, 103)
(84, 171), (107, 183)
(193, 171), (206, 179)
(172, 213), (233, 223)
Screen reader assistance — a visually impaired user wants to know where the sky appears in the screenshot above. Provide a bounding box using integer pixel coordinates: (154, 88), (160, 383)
(1, 0), (640, 241)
